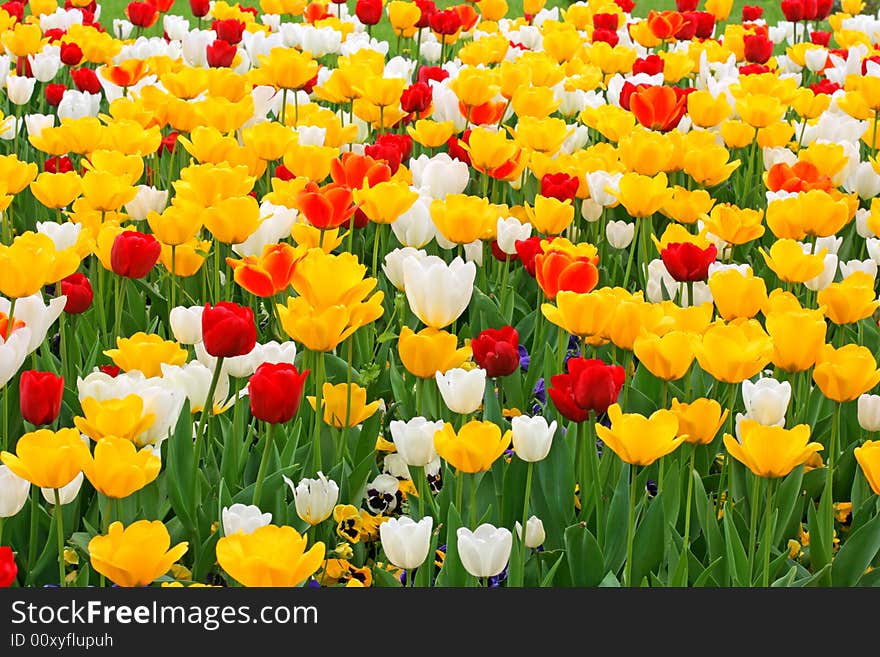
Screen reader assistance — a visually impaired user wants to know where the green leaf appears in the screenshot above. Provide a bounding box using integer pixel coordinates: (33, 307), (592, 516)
(598, 571), (621, 587)
(603, 462), (631, 572)
(631, 493), (665, 585)
(372, 566), (404, 588)
(693, 557), (725, 587)
(564, 523), (605, 586)
(388, 353), (412, 420)
(540, 553), (565, 587)
(722, 506), (749, 586)
(773, 465), (805, 544)
(771, 565), (798, 587)
(831, 511), (880, 586)
(434, 503), (467, 587)
(165, 400), (196, 534)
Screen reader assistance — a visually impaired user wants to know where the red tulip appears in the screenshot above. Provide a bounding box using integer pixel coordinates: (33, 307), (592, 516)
(0, 546), (17, 587)
(446, 131), (471, 165)
(549, 357), (625, 422)
(429, 8), (462, 35)
(297, 182), (358, 230)
(618, 81), (653, 111)
(592, 12), (619, 30)
(45, 83), (65, 106)
(202, 302), (257, 358)
(743, 33), (773, 64)
(629, 85), (688, 132)
(189, 0), (210, 17)
(60, 273), (93, 314)
(514, 236), (547, 277)
(401, 81), (433, 115)
(248, 362), (310, 424)
(691, 11), (716, 39)
(212, 18), (245, 44)
(1, 1), (23, 22)
(471, 326), (520, 378)
(158, 131), (179, 155)
(415, 0), (436, 28)
(417, 65), (449, 85)
(364, 133), (412, 174)
(45, 155), (74, 173)
(99, 365), (121, 377)
(19, 370), (64, 426)
(355, 0), (383, 25)
(206, 39), (236, 68)
(111, 231), (161, 279)
(125, 0), (159, 27)
(660, 242), (717, 283)
(781, 0), (804, 22)
(540, 173), (579, 203)
(71, 67), (101, 94)
(675, 0), (697, 10)
(811, 30), (831, 47)
(592, 28), (619, 46)
(614, 0), (634, 11)
(741, 5), (762, 21)
(633, 54), (664, 76)
(59, 42), (83, 66)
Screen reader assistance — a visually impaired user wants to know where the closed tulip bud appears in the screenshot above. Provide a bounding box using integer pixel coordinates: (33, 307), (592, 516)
(60, 273), (93, 315)
(606, 220), (635, 249)
(391, 197), (437, 248)
(511, 415), (556, 462)
(724, 420), (823, 478)
(222, 503), (272, 536)
(854, 440), (880, 495)
(0, 464), (30, 517)
(248, 363), (309, 424)
(89, 520), (188, 587)
(398, 326), (470, 379)
(19, 370), (63, 426)
(379, 516), (433, 570)
(457, 524), (513, 579)
(742, 377), (791, 426)
(382, 247), (426, 292)
(403, 256), (475, 329)
(435, 367), (486, 415)
(40, 471), (83, 505)
(6, 74), (35, 105)
(284, 471), (339, 525)
(515, 516), (545, 548)
(496, 216), (532, 255)
(110, 231), (161, 280)
(168, 305), (204, 345)
(390, 417), (444, 467)
(858, 394), (880, 433)
(202, 302), (257, 358)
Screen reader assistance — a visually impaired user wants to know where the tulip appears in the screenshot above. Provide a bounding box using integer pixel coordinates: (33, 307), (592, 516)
(89, 520), (188, 587)
(708, 268), (767, 320)
(216, 524), (325, 587)
(0, 428), (89, 489)
(403, 255), (475, 329)
(390, 417), (445, 467)
(82, 437), (161, 499)
(202, 302), (257, 358)
(813, 343), (880, 403)
(471, 326), (520, 379)
(456, 524), (512, 579)
(515, 516), (545, 548)
(435, 367), (486, 415)
(496, 217), (532, 255)
(817, 272), (880, 325)
(759, 239), (827, 283)
(104, 332), (188, 379)
(724, 420), (823, 478)
(0, 546), (15, 587)
(511, 415), (557, 462)
(542, 290), (616, 339)
(308, 382), (381, 428)
(633, 330), (697, 381)
(764, 309), (826, 372)
(693, 319), (774, 384)
(60, 273), (93, 314)
(524, 195), (575, 236)
(222, 504), (272, 536)
(169, 305), (204, 345)
(19, 370), (63, 426)
(74, 395), (156, 445)
(434, 420), (510, 473)
(670, 398), (728, 445)
(742, 377), (791, 427)
(110, 231), (161, 280)
(248, 363), (309, 424)
(858, 394), (880, 433)
(391, 198), (437, 248)
(380, 516), (433, 571)
(549, 357), (625, 422)
(854, 440), (880, 496)
(606, 220), (635, 249)
(535, 248), (599, 300)
(595, 403), (686, 466)
(0, 465), (30, 518)
(284, 472), (339, 526)
(383, 248), (426, 292)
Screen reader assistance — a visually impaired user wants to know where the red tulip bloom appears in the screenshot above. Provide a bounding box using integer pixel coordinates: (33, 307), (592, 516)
(355, 0), (383, 25)
(614, 0), (634, 11)
(297, 182), (358, 230)
(149, 0), (175, 11)
(401, 81), (433, 115)
(206, 39), (236, 68)
(190, 0), (210, 17)
(202, 302), (257, 358)
(618, 81), (653, 111)
(629, 85), (688, 132)
(71, 67), (101, 94)
(60, 272), (93, 314)
(811, 30), (831, 47)
(19, 370), (64, 426)
(212, 18), (245, 44)
(660, 242), (717, 282)
(99, 365), (121, 377)
(540, 173), (579, 203)
(743, 33), (773, 64)
(675, 0), (697, 10)
(1, 1), (23, 22)
(111, 231), (161, 279)
(248, 362), (309, 424)
(45, 155), (74, 173)
(471, 326), (520, 378)
(364, 134), (412, 174)
(781, 0), (804, 22)
(329, 152), (392, 189)
(45, 83), (65, 106)
(633, 55), (664, 76)
(674, 12), (698, 40)
(0, 546), (17, 587)
(592, 12), (619, 30)
(742, 5), (762, 21)
(125, 0), (159, 27)
(691, 11), (716, 39)
(446, 130), (471, 165)
(429, 8), (462, 36)
(158, 131), (179, 155)
(549, 358), (625, 422)
(514, 236), (547, 277)
(59, 42), (83, 66)
(417, 65), (449, 85)
(415, 0), (436, 27)
(647, 10), (684, 40)
(592, 28), (618, 46)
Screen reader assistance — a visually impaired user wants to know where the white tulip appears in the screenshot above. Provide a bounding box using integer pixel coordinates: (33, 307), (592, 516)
(410, 153), (470, 198)
(28, 49), (61, 83)
(868, 237), (880, 267)
(125, 186), (169, 221)
(112, 19), (134, 40)
(803, 252), (838, 291)
(169, 305), (204, 345)
(403, 256), (475, 329)
(24, 113), (54, 140)
(804, 47), (828, 73)
(585, 170), (622, 207)
(856, 209), (874, 239)
(840, 258), (877, 280)
(0, 465), (30, 517)
(858, 394), (880, 432)
(391, 196), (436, 249)
(390, 417), (444, 467)
(379, 516), (433, 570)
(160, 361), (232, 415)
(231, 202), (297, 258)
(435, 367), (486, 415)
(845, 162), (880, 200)
(0, 325), (30, 388)
(463, 240), (484, 266)
(511, 415), (556, 462)
(221, 503), (272, 536)
(253, 340), (298, 367)
(496, 217), (532, 255)
(581, 198), (603, 222)
(41, 472), (83, 505)
(163, 14), (190, 41)
(57, 90), (101, 120)
(284, 471), (339, 525)
(457, 524), (513, 578)
(515, 516), (546, 549)
(194, 340), (261, 379)
(294, 125), (327, 147)
(6, 75), (35, 105)
(606, 220), (635, 249)
(383, 247), (426, 291)
(0, 293), (65, 356)
(36, 221), (82, 252)
(742, 377), (791, 427)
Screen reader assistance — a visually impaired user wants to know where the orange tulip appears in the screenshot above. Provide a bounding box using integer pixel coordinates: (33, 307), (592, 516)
(459, 99), (507, 126)
(226, 242), (305, 298)
(329, 152), (391, 189)
(103, 59), (149, 88)
(647, 10), (684, 40)
(765, 161), (833, 193)
(630, 86), (688, 133)
(535, 250), (599, 300)
(297, 182), (358, 230)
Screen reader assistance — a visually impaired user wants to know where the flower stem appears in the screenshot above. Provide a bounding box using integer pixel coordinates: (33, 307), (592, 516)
(312, 350), (325, 476)
(682, 443), (696, 564)
(252, 421), (276, 508)
(746, 471), (761, 584)
(624, 464), (638, 587)
(194, 356), (224, 475)
(54, 488), (65, 588)
(519, 460), (534, 587)
(762, 478), (776, 587)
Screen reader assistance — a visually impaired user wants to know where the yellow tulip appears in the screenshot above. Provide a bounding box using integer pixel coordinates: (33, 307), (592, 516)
(449, 67), (500, 108)
(74, 396), (156, 444)
(708, 268), (768, 320)
(633, 330), (697, 381)
(89, 520), (188, 587)
(613, 172), (672, 218)
(355, 181), (418, 226)
(813, 343), (880, 403)
(0, 428), (89, 489)
(617, 129), (676, 177)
(683, 145), (740, 187)
(82, 436), (162, 499)
(356, 76), (406, 108)
(606, 294), (669, 351)
(854, 440), (880, 496)
(0, 155), (37, 194)
(387, 0), (421, 36)
(29, 171), (83, 209)
(430, 194), (498, 244)
(397, 326), (470, 379)
(146, 199), (205, 246)
(659, 301), (715, 335)
(258, 47), (318, 90)
(277, 296), (383, 352)
(660, 187), (715, 226)
(687, 90), (732, 128)
(407, 120), (455, 148)
(670, 398), (728, 445)
(0, 231), (79, 298)
(817, 272), (880, 325)
(174, 163), (255, 207)
(159, 238), (211, 277)
(542, 290), (615, 338)
(84, 150), (143, 186)
(735, 94), (787, 128)
(724, 420), (823, 478)
(203, 196), (262, 244)
(595, 404), (686, 466)
(512, 86), (560, 119)
(524, 195), (575, 236)
(756, 122), (795, 149)
(719, 120), (756, 149)
(514, 116), (571, 155)
(216, 524), (324, 587)
(433, 420), (510, 473)
(693, 319), (774, 384)
(764, 308), (827, 372)
(282, 143), (338, 182)
(466, 127), (520, 172)
(702, 204), (764, 245)
(291, 249), (378, 310)
(759, 239), (827, 283)
(104, 332), (188, 379)
(80, 170), (138, 212)
(308, 382), (381, 428)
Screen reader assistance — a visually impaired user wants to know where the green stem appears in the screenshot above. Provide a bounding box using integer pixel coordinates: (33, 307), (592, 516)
(341, 337), (354, 465)
(469, 473), (478, 528)
(54, 488), (65, 588)
(169, 245), (177, 312)
(194, 356), (224, 477)
(25, 485), (38, 584)
(312, 350), (325, 475)
(519, 460), (534, 587)
(746, 472), (761, 584)
(682, 444), (696, 554)
(252, 422), (276, 508)
(455, 467), (463, 513)
(113, 275), (127, 338)
(762, 478), (776, 587)
(624, 464), (638, 587)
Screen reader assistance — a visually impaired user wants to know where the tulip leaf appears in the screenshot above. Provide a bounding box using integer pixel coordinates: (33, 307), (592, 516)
(692, 470), (724, 569)
(722, 505), (749, 587)
(540, 553), (566, 587)
(507, 536), (524, 587)
(603, 463), (631, 573)
(808, 490), (833, 581)
(434, 503), (468, 587)
(470, 287), (506, 336)
(532, 421), (576, 551)
(693, 557), (725, 587)
(598, 571), (621, 587)
(771, 565), (798, 587)
(564, 523), (605, 587)
(773, 465), (805, 545)
(660, 459), (680, 535)
(857, 568), (880, 587)
(793, 563), (831, 587)
(831, 510), (880, 587)
(372, 566), (403, 588)
(166, 400), (196, 535)
(631, 492), (665, 586)
(414, 526), (440, 588)
(388, 353), (412, 420)
(482, 374), (504, 425)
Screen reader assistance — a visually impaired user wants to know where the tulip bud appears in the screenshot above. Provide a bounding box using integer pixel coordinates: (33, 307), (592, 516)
(0, 545), (15, 586)
(515, 515), (545, 548)
(41, 471), (84, 505)
(284, 472), (339, 525)
(391, 196), (436, 248)
(6, 74), (35, 105)
(0, 465), (30, 518)
(511, 415), (557, 462)
(111, 231), (161, 279)
(383, 247), (426, 291)
(435, 367), (486, 415)
(19, 370), (64, 426)
(581, 198), (604, 222)
(742, 377), (791, 426)
(201, 301), (257, 358)
(248, 362), (309, 424)
(605, 220), (635, 249)
(221, 503), (272, 536)
(856, 209), (873, 239)
(169, 305), (204, 345)
(456, 524), (513, 579)
(858, 394), (880, 432)
(379, 516), (433, 570)
(390, 416), (444, 467)
(124, 185), (169, 222)
(403, 256), (475, 329)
